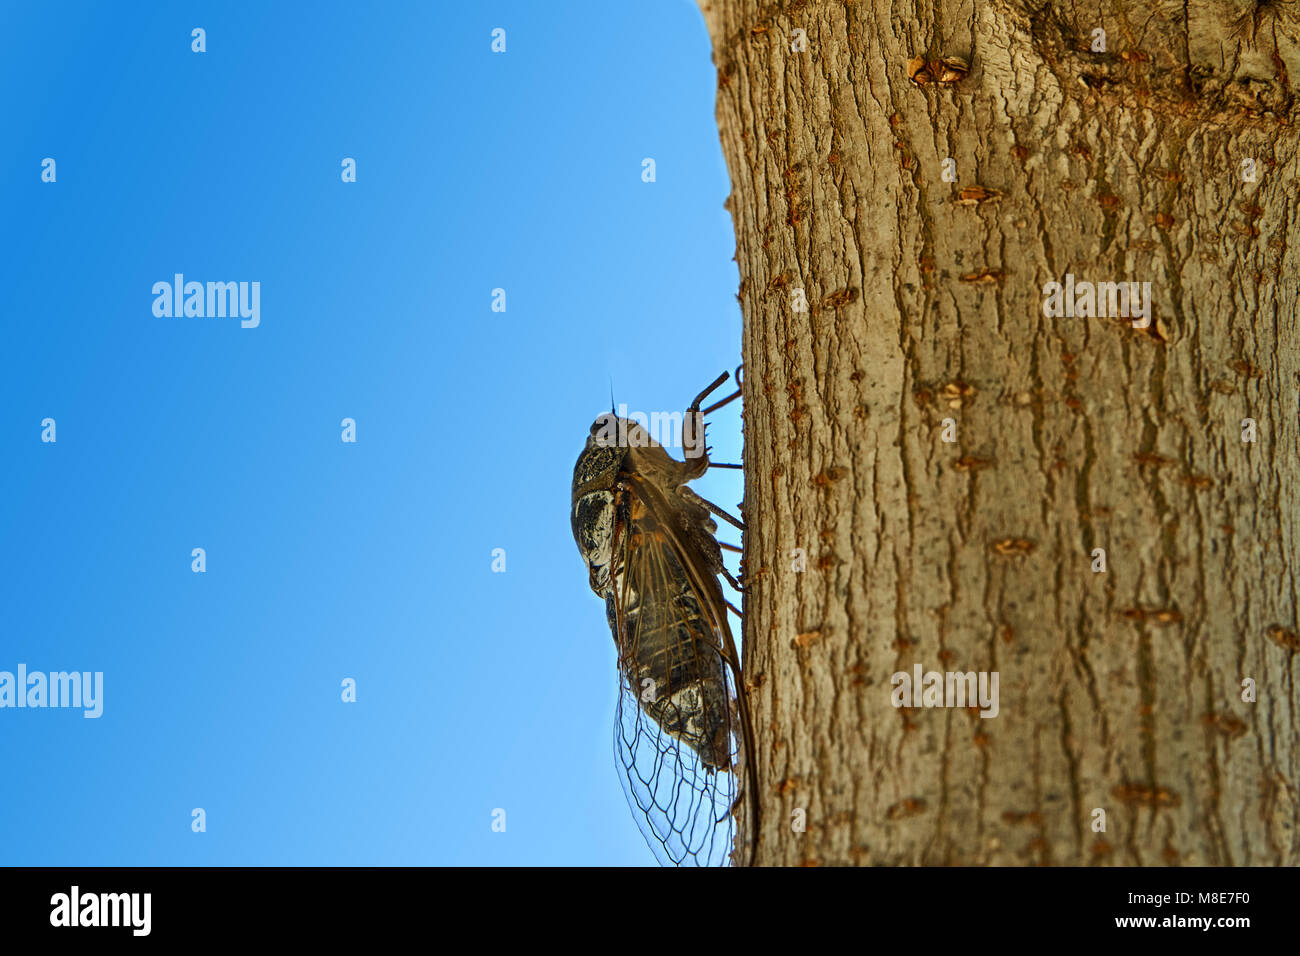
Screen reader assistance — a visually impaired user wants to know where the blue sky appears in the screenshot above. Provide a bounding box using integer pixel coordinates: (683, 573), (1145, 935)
(0, 1), (743, 865)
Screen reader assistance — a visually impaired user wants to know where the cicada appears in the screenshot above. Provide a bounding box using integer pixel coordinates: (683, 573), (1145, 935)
(571, 371), (757, 866)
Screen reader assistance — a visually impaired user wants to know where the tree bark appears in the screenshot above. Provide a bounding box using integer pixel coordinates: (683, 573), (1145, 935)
(698, 0), (1300, 865)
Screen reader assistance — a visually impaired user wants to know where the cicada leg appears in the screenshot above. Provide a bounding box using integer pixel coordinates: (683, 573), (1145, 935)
(694, 493), (745, 532)
(720, 566), (743, 594)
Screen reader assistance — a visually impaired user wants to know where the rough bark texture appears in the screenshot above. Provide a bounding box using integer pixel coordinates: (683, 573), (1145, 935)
(698, 0), (1300, 865)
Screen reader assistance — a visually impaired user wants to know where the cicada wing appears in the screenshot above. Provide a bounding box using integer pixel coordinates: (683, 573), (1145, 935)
(613, 668), (739, 867)
(607, 487), (744, 867)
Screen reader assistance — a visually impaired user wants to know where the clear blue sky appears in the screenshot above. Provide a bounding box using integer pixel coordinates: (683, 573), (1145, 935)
(0, 1), (744, 865)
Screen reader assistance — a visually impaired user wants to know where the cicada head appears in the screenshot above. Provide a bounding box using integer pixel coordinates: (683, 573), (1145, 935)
(573, 414), (629, 495)
(571, 414), (631, 594)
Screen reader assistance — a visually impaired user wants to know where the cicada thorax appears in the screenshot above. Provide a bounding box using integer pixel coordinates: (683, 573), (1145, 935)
(570, 414), (719, 598)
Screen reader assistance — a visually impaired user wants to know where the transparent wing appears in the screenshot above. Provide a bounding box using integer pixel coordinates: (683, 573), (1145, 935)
(607, 486), (744, 867)
(613, 669), (741, 867)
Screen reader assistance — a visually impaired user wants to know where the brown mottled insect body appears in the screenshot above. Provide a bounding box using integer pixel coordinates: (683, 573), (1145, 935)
(610, 496), (731, 769)
(571, 373), (755, 866)
(572, 416), (731, 769)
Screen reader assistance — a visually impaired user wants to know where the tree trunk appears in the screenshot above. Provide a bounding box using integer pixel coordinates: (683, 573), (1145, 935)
(698, 0), (1300, 866)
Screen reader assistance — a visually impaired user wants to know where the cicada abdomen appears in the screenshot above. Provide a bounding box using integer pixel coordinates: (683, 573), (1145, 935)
(571, 372), (756, 867)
